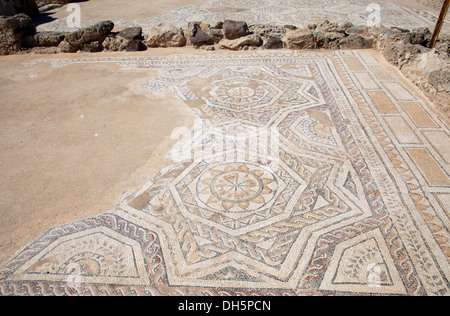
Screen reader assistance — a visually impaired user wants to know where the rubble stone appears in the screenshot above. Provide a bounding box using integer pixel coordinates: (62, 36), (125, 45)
(223, 20), (249, 39)
(262, 37), (283, 49)
(145, 23), (186, 48)
(219, 34), (262, 50)
(186, 22), (213, 46)
(58, 20), (114, 53)
(286, 27), (315, 49)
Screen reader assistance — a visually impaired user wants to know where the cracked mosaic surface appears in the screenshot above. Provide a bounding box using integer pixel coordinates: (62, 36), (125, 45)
(37, 0), (450, 34)
(0, 50), (449, 295)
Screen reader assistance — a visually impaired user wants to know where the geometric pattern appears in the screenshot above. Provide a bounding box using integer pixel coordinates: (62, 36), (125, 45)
(141, 64), (324, 127)
(320, 229), (408, 295)
(1, 50), (449, 295)
(37, 0), (450, 35)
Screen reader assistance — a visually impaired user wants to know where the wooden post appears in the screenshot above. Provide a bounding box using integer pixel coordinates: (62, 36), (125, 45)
(429, 0), (450, 48)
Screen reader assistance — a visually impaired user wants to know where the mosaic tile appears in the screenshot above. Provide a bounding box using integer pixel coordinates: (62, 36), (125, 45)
(1, 50), (449, 295)
(37, 0), (450, 34)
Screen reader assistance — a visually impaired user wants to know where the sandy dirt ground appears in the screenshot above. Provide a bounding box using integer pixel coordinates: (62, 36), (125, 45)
(48, 0), (208, 21)
(0, 48), (204, 263)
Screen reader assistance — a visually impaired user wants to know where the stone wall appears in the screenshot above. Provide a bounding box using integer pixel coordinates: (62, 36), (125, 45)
(372, 26), (449, 118)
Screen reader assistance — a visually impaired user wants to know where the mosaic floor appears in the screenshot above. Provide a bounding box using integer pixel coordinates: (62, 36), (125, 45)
(0, 50), (449, 295)
(37, 0), (450, 34)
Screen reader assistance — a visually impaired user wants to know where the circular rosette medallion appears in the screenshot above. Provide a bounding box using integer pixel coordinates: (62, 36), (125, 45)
(197, 163), (278, 213)
(207, 78), (281, 110)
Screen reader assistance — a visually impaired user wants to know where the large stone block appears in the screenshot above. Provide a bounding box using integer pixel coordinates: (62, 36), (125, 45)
(145, 23), (186, 48)
(223, 20), (249, 40)
(186, 22), (213, 47)
(58, 20), (114, 52)
(286, 27), (315, 49)
(103, 28), (146, 52)
(338, 34), (374, 49)
(262, 37), (283, 49)
(33, 31), (67, 47)
(219, 34), (262, 50)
